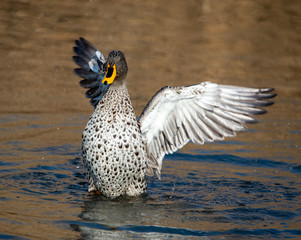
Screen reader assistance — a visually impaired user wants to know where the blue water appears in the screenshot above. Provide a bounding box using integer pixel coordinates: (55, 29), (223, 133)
(1, 114), (300, 239)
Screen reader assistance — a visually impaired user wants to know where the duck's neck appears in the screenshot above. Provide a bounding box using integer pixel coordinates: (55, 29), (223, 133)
(95, 80), (132, 113)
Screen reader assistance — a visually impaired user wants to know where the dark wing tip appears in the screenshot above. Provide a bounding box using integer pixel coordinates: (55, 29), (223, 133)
(72, 56), (90, 70)
(74, 37), (85, 50)
(269, 93), (277, 99)
(79, 79), (99, 88)
(260, 87), (275, 93)
(73, 37), (108, 108)
(74, 68), (99, 80)
(259, 89), (277, 107)
(249, 88), (276, 117)
(263, 100), (275, 107)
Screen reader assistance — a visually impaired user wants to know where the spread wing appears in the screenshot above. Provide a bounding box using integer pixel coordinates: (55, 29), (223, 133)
(73, 37), (108, 107)
(138, 81), (276, 178)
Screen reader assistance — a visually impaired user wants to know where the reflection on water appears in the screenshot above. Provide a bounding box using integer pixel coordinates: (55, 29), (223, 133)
(0, 0), (300, 239)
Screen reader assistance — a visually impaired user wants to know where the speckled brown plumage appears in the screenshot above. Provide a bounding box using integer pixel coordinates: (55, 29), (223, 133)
(82, 84), (147, 198)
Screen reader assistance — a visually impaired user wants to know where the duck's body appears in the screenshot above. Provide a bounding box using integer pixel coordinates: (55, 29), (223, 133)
(73, 38), (276, 199)
(82, 82), (147, 197)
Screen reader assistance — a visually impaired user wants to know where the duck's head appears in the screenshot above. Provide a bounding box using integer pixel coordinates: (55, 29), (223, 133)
(102, 50), (128, 86)
(73, 38), (129, 107)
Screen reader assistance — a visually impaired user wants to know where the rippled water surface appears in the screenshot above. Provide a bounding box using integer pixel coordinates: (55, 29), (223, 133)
(0, 0), (300, 239)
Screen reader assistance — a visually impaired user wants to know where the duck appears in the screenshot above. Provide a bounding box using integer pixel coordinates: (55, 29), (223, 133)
(73, 37), (276, 199)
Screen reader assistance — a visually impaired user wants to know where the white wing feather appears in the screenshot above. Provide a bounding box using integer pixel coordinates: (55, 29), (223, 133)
(138, 81), (276, 178)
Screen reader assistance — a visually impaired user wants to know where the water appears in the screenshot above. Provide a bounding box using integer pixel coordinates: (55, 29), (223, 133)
(0, 0), (300, 239)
